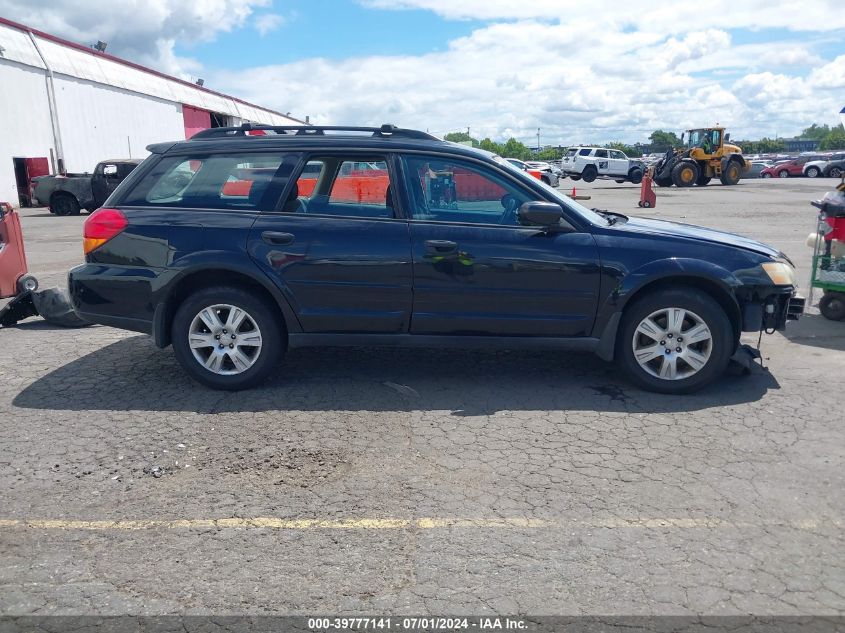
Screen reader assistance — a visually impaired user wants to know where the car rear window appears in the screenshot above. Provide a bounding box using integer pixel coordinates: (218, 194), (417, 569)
(122, 152), (299, 210)
(566, 149), (577, 157)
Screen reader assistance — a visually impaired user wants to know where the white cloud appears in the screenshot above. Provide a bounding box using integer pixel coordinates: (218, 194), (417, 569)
(253, 12), (289, 37)
(0, 0), (270, 76)
(1, 0), (841, 142)
(360, 0), (845, 31)
(210, 14), (842, 144)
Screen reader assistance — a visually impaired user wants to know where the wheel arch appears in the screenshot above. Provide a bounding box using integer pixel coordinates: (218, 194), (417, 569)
(594, 261), (743, 361)
(153, 265), (300, 348)
(49, 190), (80, 209)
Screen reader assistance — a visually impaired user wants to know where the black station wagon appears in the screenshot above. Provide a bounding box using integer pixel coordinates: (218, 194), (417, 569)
(69, 124), (803, 393)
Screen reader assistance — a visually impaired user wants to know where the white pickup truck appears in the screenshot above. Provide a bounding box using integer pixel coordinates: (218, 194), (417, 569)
(561, 146), (644, 184)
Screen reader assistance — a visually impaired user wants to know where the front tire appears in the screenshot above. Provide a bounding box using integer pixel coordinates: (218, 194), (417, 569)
(828, 167), (843, 178)
(762, 172), (773, 179)
(806, 166), (820, 178)
(617, 288), (733, 394)
(778, 169), (789, 178)
(171, 286), (285, 390)
(628, 168), (643, 185)
(671, 162), (699, 187)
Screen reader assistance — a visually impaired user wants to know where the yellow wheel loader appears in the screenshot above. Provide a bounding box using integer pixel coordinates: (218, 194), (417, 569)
(653, 127), (751, 187)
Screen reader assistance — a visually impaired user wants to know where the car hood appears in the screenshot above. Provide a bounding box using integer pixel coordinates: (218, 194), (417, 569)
(618, 216), (783, 259)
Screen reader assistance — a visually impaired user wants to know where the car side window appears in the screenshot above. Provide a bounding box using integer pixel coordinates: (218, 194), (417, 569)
(610, 150), (624, 160)
(578, 148), (592, 156)
(286, 155), (394, 218)
(401, 155), (531, 226)
(595, 149), (608, 158)
(123, 152), (298, 210)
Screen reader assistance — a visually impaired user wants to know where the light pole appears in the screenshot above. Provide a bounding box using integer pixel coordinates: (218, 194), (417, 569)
(537, 128), (541, 153)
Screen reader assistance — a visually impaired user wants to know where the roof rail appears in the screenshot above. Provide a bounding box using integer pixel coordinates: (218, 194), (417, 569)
(190, 123), (439, 141)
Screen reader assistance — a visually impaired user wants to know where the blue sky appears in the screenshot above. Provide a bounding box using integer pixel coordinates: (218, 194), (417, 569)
(188, 1), (484, 67)
(2, 0), (843, 144)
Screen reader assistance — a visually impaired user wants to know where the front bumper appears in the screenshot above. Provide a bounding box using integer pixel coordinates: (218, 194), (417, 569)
(740, 289), (804, 332)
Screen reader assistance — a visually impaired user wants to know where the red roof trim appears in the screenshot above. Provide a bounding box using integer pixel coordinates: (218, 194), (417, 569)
(0, 15), (305, 123)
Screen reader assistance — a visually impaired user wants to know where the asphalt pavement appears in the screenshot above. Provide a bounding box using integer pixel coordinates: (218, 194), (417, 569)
(1, 177), (843, 616)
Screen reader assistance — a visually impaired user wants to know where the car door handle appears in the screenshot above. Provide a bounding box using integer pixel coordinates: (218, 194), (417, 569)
(261, 231), (295, 245)
(424, 239), (457, 254)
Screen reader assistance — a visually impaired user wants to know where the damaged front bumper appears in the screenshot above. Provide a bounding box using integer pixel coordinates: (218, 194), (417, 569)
(739, 287), (805, 332)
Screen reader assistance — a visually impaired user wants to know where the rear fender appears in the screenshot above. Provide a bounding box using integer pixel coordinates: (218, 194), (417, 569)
(152, 251), (302, 347)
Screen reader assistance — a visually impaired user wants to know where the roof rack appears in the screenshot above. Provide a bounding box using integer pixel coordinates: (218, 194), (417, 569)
(190, 123), (439, 141)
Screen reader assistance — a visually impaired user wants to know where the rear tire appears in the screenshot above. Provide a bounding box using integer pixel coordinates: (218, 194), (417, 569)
(581, 165), (598, 183)
(819, 292), (845, 321)
(778, 169), (789, 178)
(806, 166), (820, 178)
(617, 288), (734, 394)
(51, 194), (80, 216)
(762, 172), (773, 179)
(654, 176), (673, 187)
(719, 160), (743, 185)
(828, 166), (843, 178)
(171, 286), (285, 390)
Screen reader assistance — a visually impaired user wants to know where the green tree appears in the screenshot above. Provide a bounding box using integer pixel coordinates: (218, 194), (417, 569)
(538, 147), (564, 160)
(801, 123), (831, 141)
(501, 137), (532, 160)
(756, 137), (785, 153)
(819, 124), (845, 150)
(648, 130), (682, 152)
(479, 137), (502, 154)
(607, 142), (638, 157)
(444, 131), (479, 147)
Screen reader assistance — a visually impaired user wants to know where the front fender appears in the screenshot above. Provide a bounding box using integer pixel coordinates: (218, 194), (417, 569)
(591, 258), (743, 358)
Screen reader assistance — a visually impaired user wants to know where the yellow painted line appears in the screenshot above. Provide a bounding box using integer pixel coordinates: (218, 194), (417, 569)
(0, 517), (839, 531)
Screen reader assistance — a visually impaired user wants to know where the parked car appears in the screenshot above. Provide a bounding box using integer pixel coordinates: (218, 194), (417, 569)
(823, 158), (845, 178)
(32, 159), (141, 215)
(526, 160), (563, 178)
(505, 158), (559, 187)
(69, 123), (803, 394)
(760, 155), (827, 179)
(804, 153), (845, 178)
(561, 147), (644, 184)
(746, 160), (773, 178)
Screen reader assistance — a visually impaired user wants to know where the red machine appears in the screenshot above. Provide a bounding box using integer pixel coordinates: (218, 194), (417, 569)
(0, 202), (88, 328)
(0, 202), (38, 299)
(638, 168), (657, 208)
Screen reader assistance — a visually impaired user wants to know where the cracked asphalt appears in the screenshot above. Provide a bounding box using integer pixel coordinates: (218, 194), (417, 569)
(0, 178), (843, 615)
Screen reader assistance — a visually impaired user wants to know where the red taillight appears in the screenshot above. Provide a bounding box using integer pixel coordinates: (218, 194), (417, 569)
(83, 208), (127, 254)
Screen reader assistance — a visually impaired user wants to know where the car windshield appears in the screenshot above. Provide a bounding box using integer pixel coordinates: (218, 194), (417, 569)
(493, 156), (608, 226)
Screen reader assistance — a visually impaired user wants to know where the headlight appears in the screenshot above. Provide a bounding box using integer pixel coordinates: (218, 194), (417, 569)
(761, 261), (796, 285)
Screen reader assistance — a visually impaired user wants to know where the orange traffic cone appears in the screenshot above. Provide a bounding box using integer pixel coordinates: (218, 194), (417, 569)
(571, 187), (577, 197)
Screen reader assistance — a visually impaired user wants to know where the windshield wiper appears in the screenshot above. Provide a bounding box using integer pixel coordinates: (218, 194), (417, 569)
(591, 208), (628, 226)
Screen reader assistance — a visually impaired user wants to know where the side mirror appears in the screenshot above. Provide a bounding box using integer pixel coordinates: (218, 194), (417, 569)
(725, 133), (730, 142)
(518, 201), (563, 227)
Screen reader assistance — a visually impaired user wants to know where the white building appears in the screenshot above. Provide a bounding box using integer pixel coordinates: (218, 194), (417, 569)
(0, 17), (303, 206)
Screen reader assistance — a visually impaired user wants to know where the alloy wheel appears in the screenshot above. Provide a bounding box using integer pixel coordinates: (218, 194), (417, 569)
(188, 304), (263, 375)
(631, 307), (713, 380)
